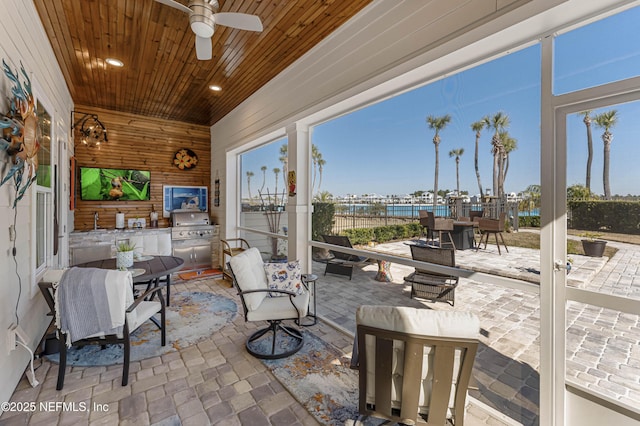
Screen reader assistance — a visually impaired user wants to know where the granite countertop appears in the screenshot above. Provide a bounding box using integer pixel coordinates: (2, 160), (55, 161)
(71, 227), (170, 234)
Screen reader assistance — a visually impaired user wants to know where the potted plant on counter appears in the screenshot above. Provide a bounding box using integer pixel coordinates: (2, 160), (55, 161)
(580, 232), (607, 257)
(116, 241), (136, 269)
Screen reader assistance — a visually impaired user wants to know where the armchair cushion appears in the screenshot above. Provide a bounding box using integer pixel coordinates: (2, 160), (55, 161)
(264, 261), (304, 297)
(229, 248), (269, 311)
(357, 305), (478, 338)
(247, 291), (309, 322)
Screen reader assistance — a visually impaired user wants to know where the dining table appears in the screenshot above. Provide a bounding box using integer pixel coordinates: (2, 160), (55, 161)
(446, 220), (477, 250)
(75, 255), (184, 306)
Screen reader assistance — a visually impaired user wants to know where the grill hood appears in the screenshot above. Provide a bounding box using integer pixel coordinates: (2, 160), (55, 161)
(171, 211), (211, 226)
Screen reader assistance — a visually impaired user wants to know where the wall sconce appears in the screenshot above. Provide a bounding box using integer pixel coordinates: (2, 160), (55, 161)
(71, 111), (108, 148)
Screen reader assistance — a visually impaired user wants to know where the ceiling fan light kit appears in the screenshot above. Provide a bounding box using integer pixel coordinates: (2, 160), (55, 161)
(189, 1), (215, 38)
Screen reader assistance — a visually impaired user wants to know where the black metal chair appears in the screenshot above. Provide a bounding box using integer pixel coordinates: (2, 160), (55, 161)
(39, 268), (165, 390)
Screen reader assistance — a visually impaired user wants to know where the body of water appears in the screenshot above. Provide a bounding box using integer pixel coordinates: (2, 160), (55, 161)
(334, 203), (539, 218)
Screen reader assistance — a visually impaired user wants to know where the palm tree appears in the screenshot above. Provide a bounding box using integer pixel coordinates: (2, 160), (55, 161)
(471, 120), (485, 198)
(449, 148), (464, 197)
(485, 112), (510, 198)
(520, 184), (541, 213)
(260, 165), (267, 192)
(317, 157), (326, 193)
(314, 190), (333, 202)
(246, 171), (254, 202)
(279, 144), (288, 190)
(426, 114), (452, 209)
(593, 110), (619, 199)
(272, 167), (281, 196)
(498, 131), (517, 197)
(311, 144), (320, 192)
(579, 110), (594, 192)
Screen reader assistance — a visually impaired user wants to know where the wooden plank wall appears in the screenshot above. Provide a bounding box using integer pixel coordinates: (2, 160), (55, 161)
(73, 105), (211, 230)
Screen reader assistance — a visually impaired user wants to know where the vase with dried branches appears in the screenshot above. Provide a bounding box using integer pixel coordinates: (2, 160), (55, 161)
(259, 189), (287, 260)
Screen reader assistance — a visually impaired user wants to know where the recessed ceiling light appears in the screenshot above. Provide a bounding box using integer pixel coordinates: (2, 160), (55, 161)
(105, 58), (124, 67)
(209, 85), (222, 92)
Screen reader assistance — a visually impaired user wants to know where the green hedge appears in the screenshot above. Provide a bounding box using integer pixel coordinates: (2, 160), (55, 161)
(341, 223), (422, 246)
(311, 202), (335, 241)
(569, 200), (640, 234)
(519, 215), (540, 228)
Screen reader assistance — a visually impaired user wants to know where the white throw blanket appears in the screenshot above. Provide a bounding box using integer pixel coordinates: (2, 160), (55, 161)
(54, 267), (133, 346)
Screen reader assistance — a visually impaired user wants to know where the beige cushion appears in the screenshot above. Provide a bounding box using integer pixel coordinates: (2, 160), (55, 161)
(356, 305), (478, 338)
(229, 247), (269, 311)
(86, 300), (161, 339)
(356, 306), (479, 416)
(247, 291), (309, 322)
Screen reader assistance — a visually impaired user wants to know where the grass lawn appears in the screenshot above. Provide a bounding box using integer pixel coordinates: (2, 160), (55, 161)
(505, 228), (623, 258)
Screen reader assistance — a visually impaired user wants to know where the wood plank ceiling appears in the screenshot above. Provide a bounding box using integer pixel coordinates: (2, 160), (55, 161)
(34, 0), (372, 126)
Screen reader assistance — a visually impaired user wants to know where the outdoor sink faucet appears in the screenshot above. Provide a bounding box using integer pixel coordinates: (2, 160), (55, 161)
(94, 211), (99, 230)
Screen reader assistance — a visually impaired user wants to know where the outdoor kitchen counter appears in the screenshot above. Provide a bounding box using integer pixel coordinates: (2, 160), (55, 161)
(69, 228), (172, 265)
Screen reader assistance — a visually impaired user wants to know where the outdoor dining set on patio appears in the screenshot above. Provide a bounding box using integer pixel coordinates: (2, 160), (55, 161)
(318, 209), (511, 309)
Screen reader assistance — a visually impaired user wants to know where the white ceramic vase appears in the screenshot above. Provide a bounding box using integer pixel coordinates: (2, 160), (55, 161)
(116, 250), (134, 269)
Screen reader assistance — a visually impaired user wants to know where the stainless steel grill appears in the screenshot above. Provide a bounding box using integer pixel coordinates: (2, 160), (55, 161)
(170, 212), (214, 271)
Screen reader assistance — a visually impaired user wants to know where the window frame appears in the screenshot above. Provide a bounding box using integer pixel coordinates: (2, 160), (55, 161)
(32, 90), (55, 296)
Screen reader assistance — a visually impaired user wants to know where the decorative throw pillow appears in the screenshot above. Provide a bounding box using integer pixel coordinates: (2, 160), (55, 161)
(263, 261), (304, 297)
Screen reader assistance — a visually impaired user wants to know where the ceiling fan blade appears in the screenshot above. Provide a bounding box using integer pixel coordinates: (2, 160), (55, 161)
(153, 0), (191, 15)
(195, 36), (212, 60)
(213, 13), (263, 32)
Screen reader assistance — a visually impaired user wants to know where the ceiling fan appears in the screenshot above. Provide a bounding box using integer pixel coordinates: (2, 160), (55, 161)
(154, 0), (263, 60)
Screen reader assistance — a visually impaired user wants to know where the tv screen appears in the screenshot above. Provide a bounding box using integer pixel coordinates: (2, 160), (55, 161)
(79, 167), (151, 201)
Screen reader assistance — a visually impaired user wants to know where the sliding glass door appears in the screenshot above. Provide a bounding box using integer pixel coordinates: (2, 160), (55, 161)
(553, 79), (640, 424)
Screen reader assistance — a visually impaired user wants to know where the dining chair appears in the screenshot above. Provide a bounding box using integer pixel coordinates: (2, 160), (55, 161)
(476, 212), (509, 255)
(39, 267), (166, 390)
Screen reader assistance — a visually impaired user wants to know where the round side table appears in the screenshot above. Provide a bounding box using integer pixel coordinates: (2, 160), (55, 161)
(298, 273), (318, 326)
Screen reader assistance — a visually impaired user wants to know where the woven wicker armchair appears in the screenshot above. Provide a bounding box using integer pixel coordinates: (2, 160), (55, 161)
(404, 244), (458, 306)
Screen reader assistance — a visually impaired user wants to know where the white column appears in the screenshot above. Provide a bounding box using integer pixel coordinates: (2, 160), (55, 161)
(285, 122), (311, 270)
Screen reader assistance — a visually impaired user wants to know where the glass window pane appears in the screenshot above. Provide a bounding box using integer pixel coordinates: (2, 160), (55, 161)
(239, 138), (288, 261)
(566, 302), (640, 406)
(312, 44), (541, 248)
(565, 100), (640, 303)
(308, 43), (543, 425)
(36, 100), (51, 188)
(554, 6), (640, 95)
(36, 192), (47, 268)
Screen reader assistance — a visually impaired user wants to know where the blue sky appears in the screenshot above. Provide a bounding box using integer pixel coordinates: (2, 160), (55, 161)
(242, 6), (640, 199)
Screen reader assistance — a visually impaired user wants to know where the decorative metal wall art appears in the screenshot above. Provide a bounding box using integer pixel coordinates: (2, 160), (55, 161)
(0, 59), (40, 207)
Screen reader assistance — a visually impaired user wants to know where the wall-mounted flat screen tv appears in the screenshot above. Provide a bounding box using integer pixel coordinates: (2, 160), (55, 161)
(162, 185), (208, 217)
(79, 167), (151, 201)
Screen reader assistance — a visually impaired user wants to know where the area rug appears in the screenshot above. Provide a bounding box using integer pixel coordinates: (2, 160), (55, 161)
(46, 291), (236, 366)
(259, 330), (385, 425)
(178, 268), (223, 280)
